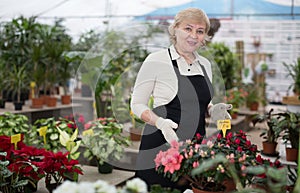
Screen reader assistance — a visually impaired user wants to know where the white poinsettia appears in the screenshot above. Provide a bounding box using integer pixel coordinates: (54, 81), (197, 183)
(93, 180), (117, 193)
(53, 181), (83, 193)
(122, 178), (148, 193)
(53, 180), (117, 193)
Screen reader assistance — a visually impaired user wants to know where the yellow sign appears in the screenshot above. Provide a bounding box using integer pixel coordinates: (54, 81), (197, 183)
(82, 129), (94, 136)
(217, 119), (231, 138)
(39, 126), (48, 144)
(11, 134), (21, 149)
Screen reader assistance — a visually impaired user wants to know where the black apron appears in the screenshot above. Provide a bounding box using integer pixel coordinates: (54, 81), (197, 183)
(135, 49), (213, 191)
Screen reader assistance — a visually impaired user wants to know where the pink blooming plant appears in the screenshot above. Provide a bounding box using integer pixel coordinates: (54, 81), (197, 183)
(154, 134), (231, 191)
(154, 141), (183, 174)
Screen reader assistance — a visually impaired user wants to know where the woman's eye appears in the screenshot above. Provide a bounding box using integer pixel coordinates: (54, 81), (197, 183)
(184, 27), (192, 32)
(197, 30), (204, 34)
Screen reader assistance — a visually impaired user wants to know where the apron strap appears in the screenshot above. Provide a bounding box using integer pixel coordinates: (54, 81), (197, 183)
(168, 48), (178, 68)
(198, 62), (214, 99)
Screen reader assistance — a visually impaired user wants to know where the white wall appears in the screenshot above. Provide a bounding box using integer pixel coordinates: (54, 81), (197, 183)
(213, 20), (300, 103)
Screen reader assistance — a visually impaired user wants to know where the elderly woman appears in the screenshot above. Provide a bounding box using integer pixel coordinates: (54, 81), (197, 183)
(130, 7), (232, 191)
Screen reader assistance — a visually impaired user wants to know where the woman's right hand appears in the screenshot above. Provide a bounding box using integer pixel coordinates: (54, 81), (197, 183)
(155, 117), (179, 144)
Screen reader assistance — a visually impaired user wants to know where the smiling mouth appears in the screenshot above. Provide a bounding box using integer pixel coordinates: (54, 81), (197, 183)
(187, 40), (197, 46)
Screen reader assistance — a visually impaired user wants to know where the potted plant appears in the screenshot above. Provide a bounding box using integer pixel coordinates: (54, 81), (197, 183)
(30, 34), (48, 108)
(252, 109), (283, 156)
(30, 81), (44, 108)
(154, 131), (259, 192)
(4, 65), (29, 110)
(0, 135), (47, 193)
(202, 42), (242, 90)
(58, 52), (82, 105)
(30, 117), (75, 152)
(225, 87), (248, 118)
(9, 145), (47, 192)
(283, 57), (300, 96)
(0, 112), (32, 144)
(129, 110), (145, 141)
(41, 21), (72, 107)
(244, 83), (260, 111)
(192, 154), (285, 193)
(282, 57), (300, 108)
(40, 151), (83, 192)
(127, 95), (151, 141)
(277, 111), (300, 161)
(0, 152), (30, 193)
(82, 117), (131, 173)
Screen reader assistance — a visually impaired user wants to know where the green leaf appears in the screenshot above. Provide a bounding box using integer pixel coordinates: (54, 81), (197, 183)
(58, 127), (69, 146)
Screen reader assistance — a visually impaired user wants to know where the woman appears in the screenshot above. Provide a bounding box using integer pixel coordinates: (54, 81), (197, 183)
(130, 8), (232, 191)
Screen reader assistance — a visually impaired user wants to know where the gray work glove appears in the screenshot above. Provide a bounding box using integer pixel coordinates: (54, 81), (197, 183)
(155, 117), (179, 144)
(209, 103), (233, 122)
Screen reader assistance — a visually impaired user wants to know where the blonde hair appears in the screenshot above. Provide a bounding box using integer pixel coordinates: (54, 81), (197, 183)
(168, 8), (211, 45)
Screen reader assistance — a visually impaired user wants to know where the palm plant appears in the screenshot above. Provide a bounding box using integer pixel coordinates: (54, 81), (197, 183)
(4, 65), (29, 109)
(283, 57), (300, 95)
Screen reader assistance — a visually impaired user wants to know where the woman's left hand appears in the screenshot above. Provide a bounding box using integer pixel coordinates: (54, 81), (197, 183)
(209, 103), (232, 122)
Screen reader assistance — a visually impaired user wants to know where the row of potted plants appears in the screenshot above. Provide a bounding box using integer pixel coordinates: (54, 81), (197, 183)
(0, 111), (133, 192)
(0, 135), (83, 193)
(252, 109), (300, 161)
(0, 16), (81, 111)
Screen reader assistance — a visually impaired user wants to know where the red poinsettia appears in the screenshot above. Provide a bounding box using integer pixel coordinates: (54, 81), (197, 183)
(12, 145), (47, 159)
(0, 135), (27, 159)
(41, 151), (83, 185)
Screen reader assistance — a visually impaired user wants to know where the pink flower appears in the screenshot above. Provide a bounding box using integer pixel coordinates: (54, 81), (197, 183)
(154, 150), (165, 168)
(170, 140), (182, 150)
(193, 161), (199, 168)
(78, 115), (85, 123)
(84, 122), (92, 130)
(188, 149), (193, 157)
(206, 140), (214, 148)
(241, 165), (247, 171)
(161, 149), (183, 174)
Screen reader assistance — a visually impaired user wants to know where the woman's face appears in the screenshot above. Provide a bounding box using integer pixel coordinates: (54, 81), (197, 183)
(174, 21), (206, 53)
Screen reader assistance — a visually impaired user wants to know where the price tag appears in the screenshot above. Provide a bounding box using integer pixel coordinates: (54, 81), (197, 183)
(82, 129), (94, 136)
(217, 119), (231, 138)
(39, 126), (48, 144)
(11, 134), (21, 149)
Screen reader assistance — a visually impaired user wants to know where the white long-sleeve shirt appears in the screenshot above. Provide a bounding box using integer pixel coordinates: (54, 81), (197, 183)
(130, 45), (212, 118)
